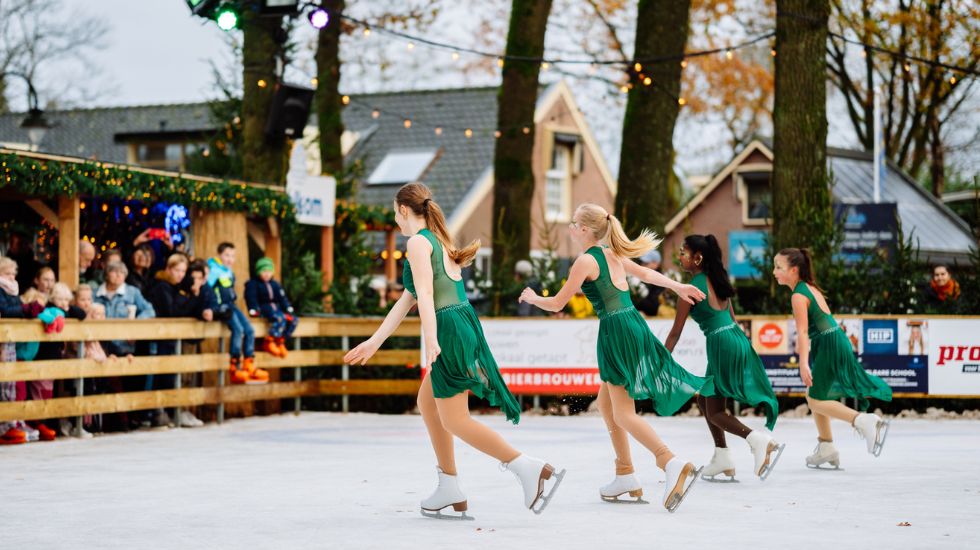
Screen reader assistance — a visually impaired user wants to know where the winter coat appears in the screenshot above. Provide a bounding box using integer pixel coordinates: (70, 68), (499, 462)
(207, 257), (239, 309)
(244, 277), (294, 318)
(0, 288), (27, 318)
(94, 282), (155, 355)
(148, 271), (201, 319)
(36, 304), (86, 361)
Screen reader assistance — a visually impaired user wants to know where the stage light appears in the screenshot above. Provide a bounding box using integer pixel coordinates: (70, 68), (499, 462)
(216, 9), (238, 30)
(310, 9), (329, 29)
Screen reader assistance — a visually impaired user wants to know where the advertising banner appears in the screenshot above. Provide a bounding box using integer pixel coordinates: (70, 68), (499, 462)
(928, 319), (980, 396)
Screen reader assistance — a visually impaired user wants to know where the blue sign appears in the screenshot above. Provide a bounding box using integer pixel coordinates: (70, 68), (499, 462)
(728, 230), (768, 279)
(833, 203), (898, 265)
(859, 354), (928, 394)
(863, 320), (898, 355)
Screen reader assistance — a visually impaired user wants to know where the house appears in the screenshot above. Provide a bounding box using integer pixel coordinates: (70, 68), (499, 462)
(661, 140), (976, 275)
(2, 80), (616, 279)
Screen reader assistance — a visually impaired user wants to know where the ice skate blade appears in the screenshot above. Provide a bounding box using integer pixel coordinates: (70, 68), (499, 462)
(759, 443), (786, 481)
(420, 509), (475, 521)
(702, 474), (739, 484)
(806, 462), (844, 471)
(531, 468), (565, 515)
(872, 419), (890, 457)
(665, 466), (701, 514)
(600, 493), (650, 504)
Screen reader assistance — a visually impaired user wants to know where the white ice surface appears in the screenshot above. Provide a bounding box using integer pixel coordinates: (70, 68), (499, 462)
(1, 413), (977, 549)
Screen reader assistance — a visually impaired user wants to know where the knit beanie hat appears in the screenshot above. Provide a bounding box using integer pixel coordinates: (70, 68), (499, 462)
(256, 257), (275, 274)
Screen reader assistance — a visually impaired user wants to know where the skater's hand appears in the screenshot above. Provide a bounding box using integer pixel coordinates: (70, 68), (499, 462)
(673, 283), (705, 305)
(344, 339), (380, 366)
(519, 287), (538, 304)
(424, 336), (441, 368)
(799, 363), (813, 387)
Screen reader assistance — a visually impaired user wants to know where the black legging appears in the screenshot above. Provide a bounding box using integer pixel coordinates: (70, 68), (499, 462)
(696, 394), (752, 448)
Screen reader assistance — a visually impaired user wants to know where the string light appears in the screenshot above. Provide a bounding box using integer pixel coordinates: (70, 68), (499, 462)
(465, 129), (472, 138)
(372, 110), (379, 118)
(404, 119), (412, 129)
(342, 95), (350, 104)
(726, 50), (733, 60)
(861, 49), (867, 57)
(258, 80), (267, 87)
(771, 49), (776, 56)
(541, 62), (549, 71)
(951, 75), (957, 84)
(634, 63), (642, 71)
(452, 52), (459, 61)
(680, 60), (688, 68)
(643, 77), (651, 86)
(494, 130), (501, 138)
(904, 63), (910, 72)
(407, 42), (414, 51)
(497, 58), (504, 68)
(523, 127), (530, 134)
(590, 64), (595, 72)
(435, 127), (442, 135)
(363, 28), (371, 37)
(311, 78), (318, 86)
(678, 98), (686, 105)
(620, 85), (628, 93)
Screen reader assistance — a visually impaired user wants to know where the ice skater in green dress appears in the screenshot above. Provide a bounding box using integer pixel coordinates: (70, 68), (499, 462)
(773, 248), (893, 469)
(520, 204), (709, 513)
(344, 183), (564, 520)
(664, 235), (783, 483)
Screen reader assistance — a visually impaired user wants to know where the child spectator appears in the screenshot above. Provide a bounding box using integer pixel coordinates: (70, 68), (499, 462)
(208, 243), (268, 385)
(39, 283), (89, 437)
(0, 256), (30, 443)
(33, 266), (56, 300)
(16, 289), (55, 440)
(73, 284), (93, 315)
(245, 257), (297, 359)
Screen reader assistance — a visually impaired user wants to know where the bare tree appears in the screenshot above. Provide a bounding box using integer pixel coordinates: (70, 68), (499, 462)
(0, 0), (110, 113)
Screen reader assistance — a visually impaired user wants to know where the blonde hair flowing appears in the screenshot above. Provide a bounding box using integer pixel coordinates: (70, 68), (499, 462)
(395, 182), (480, 267)
(576, 204), (661, 259)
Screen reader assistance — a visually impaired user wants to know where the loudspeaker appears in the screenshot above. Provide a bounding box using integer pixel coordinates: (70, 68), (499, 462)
(265, 82), (314, 139)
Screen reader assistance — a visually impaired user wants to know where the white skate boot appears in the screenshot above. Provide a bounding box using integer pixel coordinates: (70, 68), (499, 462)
(853, 412), (890, 457)
(701, 447), (738, 483)
(420, 467), (473, 521)
(600, 473), (647, 504)
(805, 440), (842, 470)
(746, 431), (785, 481)
(662, 457), (701, 513)
(501, 454), (566, 515)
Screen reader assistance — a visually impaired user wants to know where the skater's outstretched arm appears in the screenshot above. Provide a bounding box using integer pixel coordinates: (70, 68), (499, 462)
(519, 254), (597, 313)
(664, 298), (692, 353)
(622, 261), (705, 305)
(791, 293), (813, 387)
(344, 290), (417, 365)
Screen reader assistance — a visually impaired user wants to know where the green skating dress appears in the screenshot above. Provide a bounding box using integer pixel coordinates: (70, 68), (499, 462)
(403, 229), (521, 424)
(688, 273), (778, 430)
(794, 282), (892, 410)
(580, 246), (709, 416)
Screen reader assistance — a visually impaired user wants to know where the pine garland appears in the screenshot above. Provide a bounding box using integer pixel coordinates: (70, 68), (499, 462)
(1, 152), (295, 220)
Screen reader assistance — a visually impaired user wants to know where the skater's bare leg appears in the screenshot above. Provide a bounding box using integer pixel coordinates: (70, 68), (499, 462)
(606, 383), (675, 470)
(418, 373), (457, 475)
(702, 395), (753, 441)
(435, 392), (521, 463)
(697, 394), (728, 447)
(807, 391), (860, 440)
(598, 382), (634, 474)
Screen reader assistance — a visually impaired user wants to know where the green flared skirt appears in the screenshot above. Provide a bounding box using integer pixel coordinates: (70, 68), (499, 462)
(698, 323), (778, 430)
(597, 306), (709, 416)
(430, 302), (521, 424)
(808, 327), (893, 410)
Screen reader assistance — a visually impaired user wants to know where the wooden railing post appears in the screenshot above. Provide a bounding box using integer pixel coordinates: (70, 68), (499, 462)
(294, 337), (301, 414)
(341, 335), (349, 413)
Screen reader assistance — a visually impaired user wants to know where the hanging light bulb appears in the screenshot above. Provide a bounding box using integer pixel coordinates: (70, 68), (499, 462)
(590, 63), (595, 72)
(643, 77), (651, 86)
(861, 49), (867, 57)
(634, 62), (642, 72)
(771, 49), (776, 56)
(404, 119), (411, 129)
(465, 129), (473, 138)
(678, 98), (686, 105)
(435, 127), (442, 135)
(311, 78), (318, 86)
(523, 127), (530, 134)
(342, 95), (350, 105)
(309, 9), (329, 29)
(372, 110), (379, 118)
(950, 75), (957, 84)
(452, 52), (459, 61)
(904, 63), (910, 72)
(494, 130), (501, 138)
(542, 62), (549, 71)
(726, 50), (733, 60)
(497, 58), (504, 68)
(681, 60), (688, 68)
(407, 42), (414, 51)
(257, 79), (267, 87)
(620, 85), (628, 93)
(363, 28), (371, 37)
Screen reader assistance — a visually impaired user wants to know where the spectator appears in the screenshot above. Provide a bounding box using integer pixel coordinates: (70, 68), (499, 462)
(172, 259), (213, 428)
(94, 261), (155, 357)
(633, 250), (666, 317)
(245, 257), (298, 359)
(208, 242), (267, 384)
(923, 264), (960, 310)
(73, 284), (93, 315)
(35, 283), (88, 437)
(32, 266), (56, 300)
(66, 301), (110, 434)
(127, 244), (156, 295)
(7, 233), (40, 292)
(514, 260), (543, 317)
(0, 256), (38, 445)
(16, 288), (54, 440)
(78, 239), (97, 286)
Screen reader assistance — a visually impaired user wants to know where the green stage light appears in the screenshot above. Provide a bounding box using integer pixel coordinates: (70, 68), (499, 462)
(216, 9), (238, 31)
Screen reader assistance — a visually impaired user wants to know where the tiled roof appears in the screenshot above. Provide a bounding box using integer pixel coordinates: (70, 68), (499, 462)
(0, 103), (213, 163)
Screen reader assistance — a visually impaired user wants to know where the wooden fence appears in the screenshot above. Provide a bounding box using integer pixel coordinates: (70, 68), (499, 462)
(0, 318), (422, 429)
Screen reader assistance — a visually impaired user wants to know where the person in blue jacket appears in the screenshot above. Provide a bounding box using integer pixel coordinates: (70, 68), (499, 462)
(208, 242), (268, 384)
(245, 257), (297, 359)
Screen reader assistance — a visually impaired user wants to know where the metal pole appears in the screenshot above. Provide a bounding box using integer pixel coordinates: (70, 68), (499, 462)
(341, 335), (349, 413)
(733, 401), (741, 417)
(174, 339), (182, 429)
(873, 90), (882, 204)
(533, 395), (540, 412)
(293, 337), (301, 414)
(75, 340), (84, 438)
(218, 337), (225, 424)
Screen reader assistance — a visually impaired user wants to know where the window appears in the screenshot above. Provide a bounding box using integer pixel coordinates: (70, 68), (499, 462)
(742, 172), (771, 222)
(545, 145), (570, 221)
(367, 150), (439, 184)
(131, 141), (204, 172)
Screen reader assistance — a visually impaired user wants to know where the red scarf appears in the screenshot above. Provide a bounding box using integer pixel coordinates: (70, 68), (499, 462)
(930, 278), (960, 302)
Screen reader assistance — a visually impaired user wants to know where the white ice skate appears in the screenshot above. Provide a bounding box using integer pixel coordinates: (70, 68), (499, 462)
(746, 431), (785, 481)
(853, 412), (890, 457)
(420, 467), (474, 521)
(600, 473), (648, 504)
(805, 440), (843, 470)
(701, 447), (738, 483)
(501, 454), (565, 515)
(662, 458), (701, 513)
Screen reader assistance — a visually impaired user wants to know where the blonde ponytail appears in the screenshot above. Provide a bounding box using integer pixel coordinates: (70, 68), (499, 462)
(576, 204), (661, 259)
(396, 182), (480, 267)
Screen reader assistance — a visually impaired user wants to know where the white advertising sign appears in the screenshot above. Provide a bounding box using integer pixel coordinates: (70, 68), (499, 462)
(928, 319), (980, 396)
(286, 142), (336, 226)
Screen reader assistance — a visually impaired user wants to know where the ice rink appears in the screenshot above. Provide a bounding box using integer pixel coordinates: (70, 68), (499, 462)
(1, 412), (977, 549)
